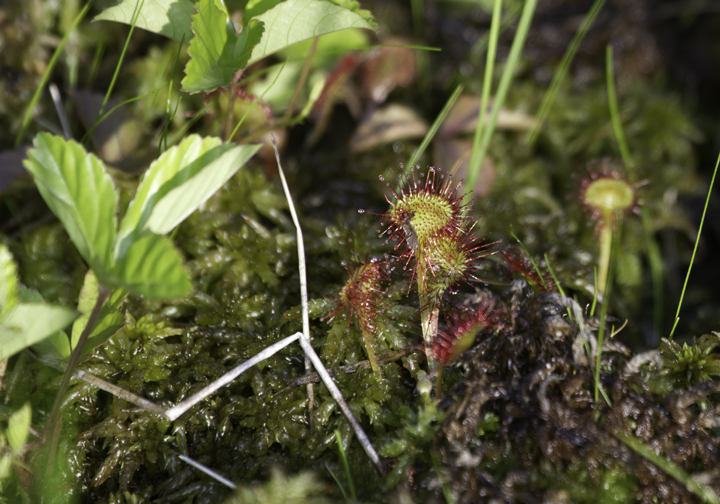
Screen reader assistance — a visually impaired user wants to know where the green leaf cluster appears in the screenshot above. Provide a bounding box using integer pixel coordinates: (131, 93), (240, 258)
(23, 133), (260, 304)
(94, 0), (376, 94)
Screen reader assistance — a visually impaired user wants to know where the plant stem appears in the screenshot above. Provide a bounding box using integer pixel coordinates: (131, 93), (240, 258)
(416, 251), (439, 372)
(359, 326), (379, 373)
(597, 212), (613, 296)
(43, 286), (109, 470)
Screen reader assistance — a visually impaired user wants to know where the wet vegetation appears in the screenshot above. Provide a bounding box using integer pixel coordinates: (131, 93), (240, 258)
(2, 0), (720, 502)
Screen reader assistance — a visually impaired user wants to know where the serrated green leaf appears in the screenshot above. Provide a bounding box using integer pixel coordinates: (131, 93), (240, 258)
(93, 0), (195, 43)
(6, 403), (31, 453)
(116, 135), (237, 257)
(0, 245), (18, 319)
(146, 143), (262, 235)
(0, 304), (78, 361)
(182, 0), (265, 93)
(71, 271), (125, 357)
(247, 0), (375, 66)
(23, 133), (117, 272)
(110, 234), (191, 300)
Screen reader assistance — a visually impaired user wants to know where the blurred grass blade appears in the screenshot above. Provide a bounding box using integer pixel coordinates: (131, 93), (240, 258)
(606, 45), (664, 342)
(98, 0), (146, 119)
(407, 84), (463, 168)
(526, 0), (605, 146)
(15, 3), (90, 146)
(465, 0), (538, 202)
(606, 46), (634, 178)
(334, 430), (356, 500)
(615, 432), (720, 504)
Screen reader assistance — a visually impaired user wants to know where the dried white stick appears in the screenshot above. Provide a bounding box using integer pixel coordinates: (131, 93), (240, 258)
(177, 453), (237, 489)
(164, 332), (301, 421)
(297, 335), (383, 471)
(32, 351), (166, 416)
(271, 138), (315, 416)
(49, 83), (71, 140)
(271, 137), (384, 474)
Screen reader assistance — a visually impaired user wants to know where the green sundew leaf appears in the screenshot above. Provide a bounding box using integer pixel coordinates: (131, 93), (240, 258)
(243, 0), (286, 24)
(181, 0), (265, 93)
(0, 245), (18, 318)
(0, 304), (78, 361)
(71, 271), (126, 357)
(93, 0), (195, 43)
(6, 403), (31, 453)
(116, 135), (228, 258)
(23, 133), (117, 272)
(145, 143), (262, 235)
(247, 0), (375, 66)
(109, 234), (191, 300)
(0, 454), (11, 480)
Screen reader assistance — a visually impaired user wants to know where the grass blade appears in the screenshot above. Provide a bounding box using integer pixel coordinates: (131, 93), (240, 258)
(335, 430), (356, 500)
(407, 84), (463, 168)
(669, 150), (720, 339)
(469, 0), (502, 179)
(465, 0), (538, 202)
(526, 0), (605, 146)
(15, 3), (90, 146)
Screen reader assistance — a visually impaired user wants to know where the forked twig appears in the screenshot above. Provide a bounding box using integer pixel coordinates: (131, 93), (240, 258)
(164, 332), (301, 421)
(272, 137), (384, 474)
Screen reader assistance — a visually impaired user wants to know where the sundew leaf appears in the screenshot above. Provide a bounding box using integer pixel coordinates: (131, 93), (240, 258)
(0, 303), (79, 361)
(6, 403), (31, 453)
(93, 0), (195, 43)
(247, 0), (376, 66)
(144, 143), (262, 236)
(0, 245), (18, 318)
(71, 271), (125, 357)
(23, 133), (117, 272)
(109, 234), (191, 300)
(182, 0), (265, 93)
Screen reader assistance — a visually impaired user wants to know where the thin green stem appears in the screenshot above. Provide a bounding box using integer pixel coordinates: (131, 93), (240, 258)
(597, 215), (613, 296)
(669, 150), (720, 339)
(435, 365), (444, 399)
(526, 0), (605, 146)
(15, 3), (91, 146)
(544, 253), (573, 323)
(96, 0), (145, 120)
(465, 0), (538, 204)
(606, 45), (663, 342)
(44, 286), (109, 470)
(469, 0), (502, 176)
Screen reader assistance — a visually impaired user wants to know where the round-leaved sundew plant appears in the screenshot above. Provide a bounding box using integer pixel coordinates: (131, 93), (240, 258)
(579, 158), (641, 296)
(431, 297), (505, 397)
(325, 258), (386, 373)
(372, 164), (495, 371)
